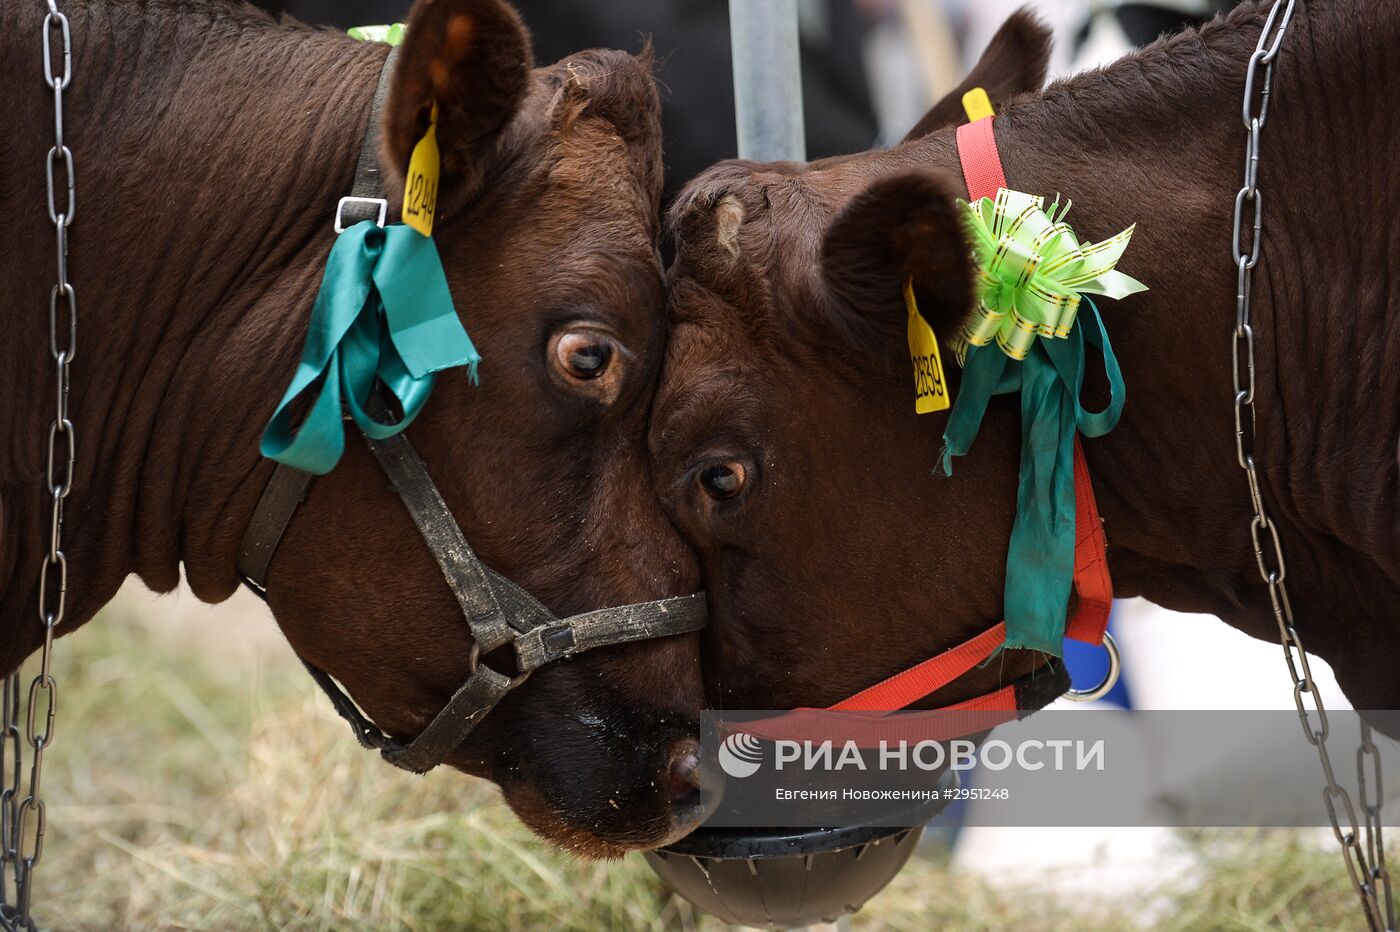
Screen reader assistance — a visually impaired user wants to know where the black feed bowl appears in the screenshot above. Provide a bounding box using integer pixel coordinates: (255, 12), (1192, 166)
(645, 771), (958, 928)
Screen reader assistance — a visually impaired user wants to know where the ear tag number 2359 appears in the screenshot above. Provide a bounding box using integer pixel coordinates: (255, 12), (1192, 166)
(403, 104), (440, 238)
(905, 280), (950, 414)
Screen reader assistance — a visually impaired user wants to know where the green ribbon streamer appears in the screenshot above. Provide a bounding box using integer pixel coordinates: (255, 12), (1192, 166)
(941, 301), (1123, 653)
(939, 190), (1144, 655)
(261, 221), (480, 475)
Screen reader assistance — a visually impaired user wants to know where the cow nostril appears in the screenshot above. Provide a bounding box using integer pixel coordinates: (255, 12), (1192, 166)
(667, 738), (703, 804)
(652, 736), (720, 846)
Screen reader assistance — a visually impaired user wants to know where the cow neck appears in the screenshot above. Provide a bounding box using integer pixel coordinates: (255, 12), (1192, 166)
(848, 2), (1400, 712)
(0, 4), (388, 672)
(820, 116), (1112, 716)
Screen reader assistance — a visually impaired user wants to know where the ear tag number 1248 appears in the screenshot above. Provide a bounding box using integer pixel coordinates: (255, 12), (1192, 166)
(403, 104), (440, 238)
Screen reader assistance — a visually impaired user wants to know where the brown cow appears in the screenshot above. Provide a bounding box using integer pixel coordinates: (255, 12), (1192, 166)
(652, 1), (1400, 722)
(2, 0), (703, 856)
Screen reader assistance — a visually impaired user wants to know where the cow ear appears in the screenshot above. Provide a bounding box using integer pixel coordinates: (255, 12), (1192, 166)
(383, 0), (532, 198)
(903, 10), (1052, 143)
(820, 169), (974, 355)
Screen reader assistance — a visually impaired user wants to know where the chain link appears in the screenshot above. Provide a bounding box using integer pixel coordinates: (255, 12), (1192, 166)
(1, 2), (76, 928)
(1231, 3), (1393, 929)
(1361, 722), (1396, 929)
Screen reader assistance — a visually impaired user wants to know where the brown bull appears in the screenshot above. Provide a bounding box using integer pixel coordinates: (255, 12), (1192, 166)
(2, 0), (704, 855)
(652, 1), (1400, 721)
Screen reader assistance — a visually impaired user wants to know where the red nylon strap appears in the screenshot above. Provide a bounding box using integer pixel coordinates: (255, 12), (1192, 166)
(956, 117), (1008, 201)
(740, 690), (1022, 747)
(825, 117), (1112, 713)
(940, 683), (1020, 714)
(827, 622), (1008, 712)
(1065, 438), (1112, 645)
(830, 455), (1108, 712)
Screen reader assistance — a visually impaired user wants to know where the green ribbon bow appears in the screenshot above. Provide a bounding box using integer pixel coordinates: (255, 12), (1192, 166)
(941, 190), (1145, 654)
(261, 221), (480, 475)
(956, 189), (1145, 362)
(347, 23), (406, 45)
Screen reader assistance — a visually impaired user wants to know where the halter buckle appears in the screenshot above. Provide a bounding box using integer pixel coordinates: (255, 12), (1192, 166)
(334, 195), (388, 233)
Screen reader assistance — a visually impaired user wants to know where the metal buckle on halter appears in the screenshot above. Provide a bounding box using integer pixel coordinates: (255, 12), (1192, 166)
(334, 195), (388, 233)
(1063, 632), (1121, 703)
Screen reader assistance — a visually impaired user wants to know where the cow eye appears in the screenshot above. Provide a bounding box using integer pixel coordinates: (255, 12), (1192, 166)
(699, 461), (746, 499)
(553, 330), (616, 381)
(547, 326), (626, 403)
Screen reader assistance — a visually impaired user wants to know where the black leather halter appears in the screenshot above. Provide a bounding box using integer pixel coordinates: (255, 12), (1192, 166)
(237, 48), (706, 775)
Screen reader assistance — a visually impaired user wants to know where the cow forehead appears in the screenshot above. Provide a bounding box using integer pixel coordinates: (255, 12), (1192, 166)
(430, 112), (662, 336)
(653, 321), (768, 458)
(668, 164), (863, 325)
(548, 124), (652, 213)
(662, 280), (757, 386)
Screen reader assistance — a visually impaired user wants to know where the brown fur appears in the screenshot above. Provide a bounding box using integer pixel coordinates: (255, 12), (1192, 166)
(0, 0), (701, 856)
(653, 2), (1400, 722)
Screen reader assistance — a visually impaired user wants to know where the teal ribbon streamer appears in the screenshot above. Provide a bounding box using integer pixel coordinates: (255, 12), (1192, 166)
(939, 298), (1123, 654)
(261, 221), (480, 475)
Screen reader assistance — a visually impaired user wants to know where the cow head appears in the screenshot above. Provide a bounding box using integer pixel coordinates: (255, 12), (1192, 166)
(264, 0), (703, 857)
(649, 14), (1054, 711)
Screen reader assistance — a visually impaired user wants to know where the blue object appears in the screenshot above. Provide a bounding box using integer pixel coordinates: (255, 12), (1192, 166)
(1063, 607), (1132, 707)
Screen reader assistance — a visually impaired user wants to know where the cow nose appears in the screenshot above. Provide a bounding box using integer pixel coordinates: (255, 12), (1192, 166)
(664, 736), (717, 842)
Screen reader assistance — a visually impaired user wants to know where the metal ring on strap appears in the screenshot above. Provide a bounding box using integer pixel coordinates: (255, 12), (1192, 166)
(1063, 632), (1121, 703)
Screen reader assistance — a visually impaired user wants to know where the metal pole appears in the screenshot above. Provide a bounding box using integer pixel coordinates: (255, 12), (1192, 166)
(729, 0), (807, 162)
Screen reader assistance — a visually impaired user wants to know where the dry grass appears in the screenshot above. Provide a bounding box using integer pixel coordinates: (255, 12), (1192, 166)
(867, 832), (1380, 932)
(15, 584), (1389, 930)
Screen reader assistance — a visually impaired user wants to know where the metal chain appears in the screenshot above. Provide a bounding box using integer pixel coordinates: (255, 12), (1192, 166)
(1232, 2), (1393, 929)
(1361, 723), (1396, 929)
(0, 2), (76, 929)
(0, 4), (1389, 931)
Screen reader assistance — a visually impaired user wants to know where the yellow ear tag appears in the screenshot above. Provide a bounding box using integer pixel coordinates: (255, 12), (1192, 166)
(905, 279), (950, 414)
(961, 86), (995, 122)
(403, 104), (440, 238)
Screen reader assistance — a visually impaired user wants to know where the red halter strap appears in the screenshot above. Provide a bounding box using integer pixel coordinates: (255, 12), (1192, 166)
(822, 117), (1113, 714)
(956, 117), (1009, 202)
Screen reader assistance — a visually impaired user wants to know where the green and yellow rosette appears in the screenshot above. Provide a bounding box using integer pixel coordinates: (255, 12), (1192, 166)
(955, 189), (1145, 362)
(938, 188), (1145, 654)
(348, 23), (406, 45)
